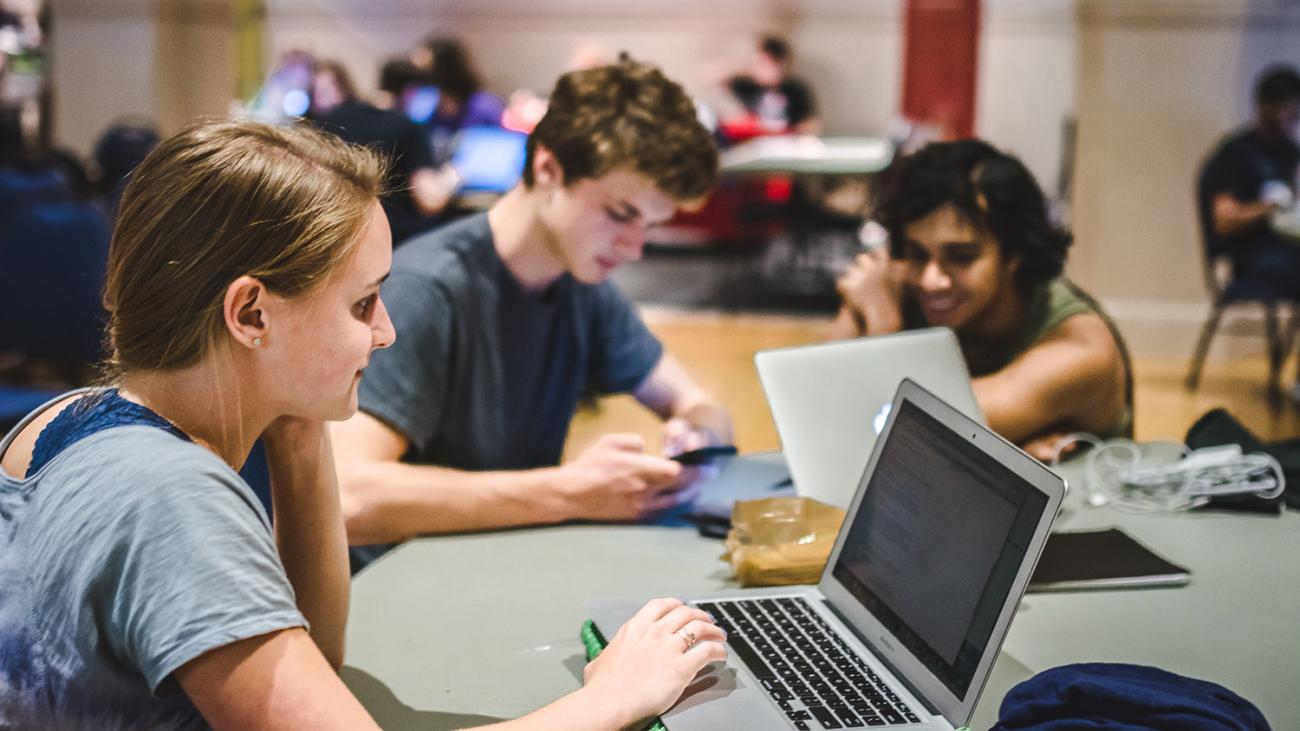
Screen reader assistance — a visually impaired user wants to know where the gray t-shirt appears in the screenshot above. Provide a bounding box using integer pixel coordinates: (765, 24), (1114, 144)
(358, 211), (664, 470)
(0, 423), (306, 729)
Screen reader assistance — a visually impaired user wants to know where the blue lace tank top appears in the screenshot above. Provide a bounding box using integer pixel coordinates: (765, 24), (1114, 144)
(27, 389), (190, 478)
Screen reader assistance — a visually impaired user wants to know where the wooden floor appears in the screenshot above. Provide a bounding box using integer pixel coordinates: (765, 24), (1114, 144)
(564, 309), (1300, 459)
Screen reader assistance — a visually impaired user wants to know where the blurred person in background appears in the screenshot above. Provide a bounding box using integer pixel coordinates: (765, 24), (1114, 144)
(312, 59), (455, 245)
(374, 57), (428, 114)
(0, 0), (41, 54)
(92, 119), (160, 222)
(1198, 65), (1300, 299)
(0, 106), (109, 384)
(718, 34), (819, 143)
(308, 57), (354, 119)
(412, 36), (506, 163)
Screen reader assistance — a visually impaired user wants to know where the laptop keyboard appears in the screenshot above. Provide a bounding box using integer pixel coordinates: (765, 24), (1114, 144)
(696, 597), (923, 729)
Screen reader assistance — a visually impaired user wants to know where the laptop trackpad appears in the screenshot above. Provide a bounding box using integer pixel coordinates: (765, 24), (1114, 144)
(664, 665), (782, 727)
(590, 602), (781, 729)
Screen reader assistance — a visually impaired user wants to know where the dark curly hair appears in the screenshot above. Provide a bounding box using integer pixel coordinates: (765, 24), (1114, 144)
(422, 36), (482, 105)
(876, 139), (1071, 290)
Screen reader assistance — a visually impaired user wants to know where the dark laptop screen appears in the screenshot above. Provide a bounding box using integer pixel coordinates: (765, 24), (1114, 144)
(831, 399), (1047, 699)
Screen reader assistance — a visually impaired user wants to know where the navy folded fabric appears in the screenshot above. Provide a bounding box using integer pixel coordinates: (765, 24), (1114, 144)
(993, 663), (1271, 731)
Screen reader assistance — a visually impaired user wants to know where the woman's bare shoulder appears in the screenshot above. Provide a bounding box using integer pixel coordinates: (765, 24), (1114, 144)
(1, 393), (89, 479)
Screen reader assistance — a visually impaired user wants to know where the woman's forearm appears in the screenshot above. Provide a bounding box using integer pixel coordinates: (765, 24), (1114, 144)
(263, 421), (351, 670)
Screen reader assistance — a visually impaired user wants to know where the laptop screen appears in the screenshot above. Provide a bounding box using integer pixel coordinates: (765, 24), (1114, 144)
(451, 126), (527, 193)
(830, 399), (1047, 699)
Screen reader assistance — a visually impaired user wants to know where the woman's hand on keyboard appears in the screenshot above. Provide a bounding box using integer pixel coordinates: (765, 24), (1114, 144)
(582, 598), (728, 728)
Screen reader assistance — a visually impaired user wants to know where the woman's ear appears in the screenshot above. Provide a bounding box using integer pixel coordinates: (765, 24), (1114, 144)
(223, 275), (269, 349)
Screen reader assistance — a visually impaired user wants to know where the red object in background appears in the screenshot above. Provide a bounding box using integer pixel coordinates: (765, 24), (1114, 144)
(901, 0), (981, 139)
(657, 175), (792, 247)
(718, 115), (785, 144)
(661, 185), (742, 244)
(763, 175), (793, 203)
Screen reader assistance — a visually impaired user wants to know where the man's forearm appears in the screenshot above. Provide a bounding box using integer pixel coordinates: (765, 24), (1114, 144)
(1213, 196), (1276, 238)
(673, 400), (735, 444)
(339, 460), (577, 544)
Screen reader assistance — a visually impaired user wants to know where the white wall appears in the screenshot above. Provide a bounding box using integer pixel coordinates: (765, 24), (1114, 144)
(977, 0), (1078, 197)
(50, 0), (232, 155)
(1071, 0), (1300, 356)
(49, 0), (157, 155)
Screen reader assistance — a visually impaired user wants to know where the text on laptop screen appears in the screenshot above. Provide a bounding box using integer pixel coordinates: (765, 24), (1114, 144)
(831, 400), (1047, 699)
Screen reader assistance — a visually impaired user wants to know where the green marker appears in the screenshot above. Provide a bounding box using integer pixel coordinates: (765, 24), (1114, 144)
(580, 619), (669, 731)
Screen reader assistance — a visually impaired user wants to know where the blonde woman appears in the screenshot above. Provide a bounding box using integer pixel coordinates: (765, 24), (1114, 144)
(0, 120), (724, 730)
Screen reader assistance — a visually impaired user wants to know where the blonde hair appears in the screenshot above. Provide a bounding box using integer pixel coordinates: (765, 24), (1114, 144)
(103, 119), (384, 375)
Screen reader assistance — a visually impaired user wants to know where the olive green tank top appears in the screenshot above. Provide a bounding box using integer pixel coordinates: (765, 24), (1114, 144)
(1004, 278), (1132, 438)
(906, 278), (1133, 439)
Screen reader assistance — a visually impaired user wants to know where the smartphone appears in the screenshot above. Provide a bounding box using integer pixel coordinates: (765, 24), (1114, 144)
(670, 445), (738, 466)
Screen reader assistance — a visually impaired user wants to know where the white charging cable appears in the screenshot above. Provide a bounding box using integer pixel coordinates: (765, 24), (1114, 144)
(1045, 434), (1285, 513)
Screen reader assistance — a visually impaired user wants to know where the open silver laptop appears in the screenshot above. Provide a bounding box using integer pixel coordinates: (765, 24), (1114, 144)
(594, 380), (1065, 730)
(755, 328), (982, 509)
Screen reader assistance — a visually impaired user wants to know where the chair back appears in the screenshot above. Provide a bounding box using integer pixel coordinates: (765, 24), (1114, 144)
(0, 168), (111, 363)
(1194, 160), (1231, 298)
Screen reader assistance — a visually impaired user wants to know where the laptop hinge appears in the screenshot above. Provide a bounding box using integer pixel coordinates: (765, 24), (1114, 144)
(821, 598), (942, 717)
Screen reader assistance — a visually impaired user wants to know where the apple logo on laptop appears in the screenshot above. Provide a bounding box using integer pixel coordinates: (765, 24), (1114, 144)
(873, 403), (892, 435)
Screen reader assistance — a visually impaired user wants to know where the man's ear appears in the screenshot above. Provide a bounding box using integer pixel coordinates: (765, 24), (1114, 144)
(223, 275), (270, 349)
(531, 144), (565, 189)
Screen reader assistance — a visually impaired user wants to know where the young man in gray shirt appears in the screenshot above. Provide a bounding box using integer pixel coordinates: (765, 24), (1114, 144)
(332, 57), (733, 557)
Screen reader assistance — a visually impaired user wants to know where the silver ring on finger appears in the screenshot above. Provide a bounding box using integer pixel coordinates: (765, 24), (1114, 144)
(674, 628), (697, 652)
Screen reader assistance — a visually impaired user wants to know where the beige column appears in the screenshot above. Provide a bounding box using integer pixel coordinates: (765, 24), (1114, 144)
(151, 0), (235, 134)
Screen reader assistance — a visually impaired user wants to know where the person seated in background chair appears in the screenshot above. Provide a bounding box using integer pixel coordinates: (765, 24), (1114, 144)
(92, 119), (160, 222)
(311, 59), (455, 245)
(331, 56), (734, 565)
(717, 34), (819, 143)
(1198, 65), (1300, 299)
(0, 108), (110, 385)
(373, 57), (428, 115)
(830, 139), (1131, 461)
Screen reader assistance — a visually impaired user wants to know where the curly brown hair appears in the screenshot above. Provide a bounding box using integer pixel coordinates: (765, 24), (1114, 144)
(522, 55), (718, 201)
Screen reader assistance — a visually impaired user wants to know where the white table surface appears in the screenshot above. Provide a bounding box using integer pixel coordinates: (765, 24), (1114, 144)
(341, 459), (1300, 729)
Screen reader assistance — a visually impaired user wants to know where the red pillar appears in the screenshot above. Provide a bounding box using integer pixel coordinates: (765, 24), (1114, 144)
(901, 0), (981, 139)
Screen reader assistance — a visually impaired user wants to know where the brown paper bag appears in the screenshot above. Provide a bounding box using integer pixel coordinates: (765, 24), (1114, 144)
(722, 497), (847, 587)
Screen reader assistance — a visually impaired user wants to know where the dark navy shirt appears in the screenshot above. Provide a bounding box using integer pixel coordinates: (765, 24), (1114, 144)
(1198, 129), (1300, 260)
(358, 212), (664, 472)
(27, 389), (188, 476)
